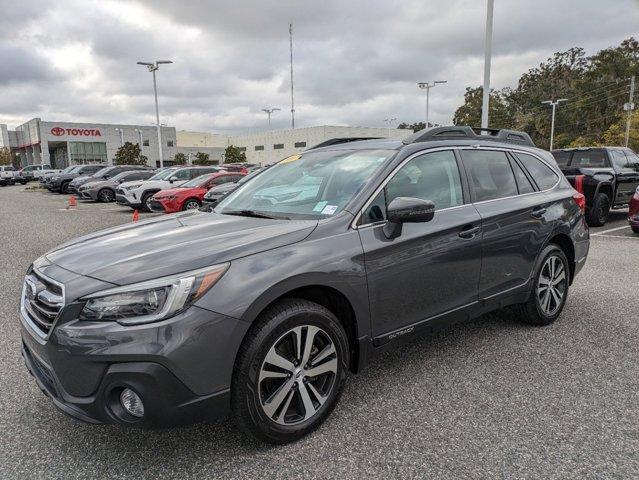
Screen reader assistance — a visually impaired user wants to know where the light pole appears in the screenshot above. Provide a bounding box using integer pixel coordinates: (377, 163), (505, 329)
(115, 128), (124, 147)
(481, 0), (494, 129)
(417, 81), (447, 128)
(137, 60), (173, 168)
(262, 108), (281, 127)
(542, 98), (568, 150)
(383, 117), (397, 137)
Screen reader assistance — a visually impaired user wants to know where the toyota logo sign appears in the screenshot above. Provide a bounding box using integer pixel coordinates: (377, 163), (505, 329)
(51, 127), (65, 136)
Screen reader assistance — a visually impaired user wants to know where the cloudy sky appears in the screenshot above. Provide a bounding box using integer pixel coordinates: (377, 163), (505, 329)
(1, 0), (637, 134)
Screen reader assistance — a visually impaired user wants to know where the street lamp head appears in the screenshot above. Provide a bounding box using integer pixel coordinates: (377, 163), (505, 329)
(435, 80), (447, 85)
(156, 60), (173, 65)
(417, 82), (427, 89)
(137, 62), (153, 66)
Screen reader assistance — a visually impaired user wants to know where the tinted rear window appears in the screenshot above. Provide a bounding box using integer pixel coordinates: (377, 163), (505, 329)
(462, 150), (518, 202)
(569, 150), (607, 168)
(515, 153), (559, 190)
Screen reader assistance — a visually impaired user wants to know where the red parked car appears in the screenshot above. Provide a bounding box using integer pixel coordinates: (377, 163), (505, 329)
(149, 171), (246, 213)
(629, 186), (639, 234)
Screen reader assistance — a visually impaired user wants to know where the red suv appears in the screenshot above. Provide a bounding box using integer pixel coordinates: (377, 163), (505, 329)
(629, 186), (639, 234)
(149, 171), (245, 213)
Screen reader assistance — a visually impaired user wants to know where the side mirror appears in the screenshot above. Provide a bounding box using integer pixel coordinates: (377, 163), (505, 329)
(383, 197), (435, 239)
(169, 176), (178, 183)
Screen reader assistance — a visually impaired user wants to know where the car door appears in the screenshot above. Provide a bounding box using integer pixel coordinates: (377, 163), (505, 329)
(461, 148), (554, 300)
(357, 149), (482, 340)
(611, 149), (639, 205)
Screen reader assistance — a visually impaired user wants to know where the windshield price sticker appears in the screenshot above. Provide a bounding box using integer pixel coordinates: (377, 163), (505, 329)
(321, 205), (338, 215)
(279, 154), (302, 164)
(313, 201), (328, 212)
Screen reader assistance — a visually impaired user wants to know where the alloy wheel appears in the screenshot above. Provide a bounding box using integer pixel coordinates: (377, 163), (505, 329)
(99, 189), (114, 202)
(184, 200), (200, 210)
(536, 255), (567, 316)
(258, 325), (338, 426)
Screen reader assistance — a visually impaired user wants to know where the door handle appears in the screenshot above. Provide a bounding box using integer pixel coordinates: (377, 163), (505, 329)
(458, 225), (481, 239)
(531, 206), (547, 218)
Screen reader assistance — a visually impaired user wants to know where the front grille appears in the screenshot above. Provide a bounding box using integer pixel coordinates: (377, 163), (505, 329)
(115, 188), (125, 195)
(22, 270), (64, 336)
(148, 200), (165, 212)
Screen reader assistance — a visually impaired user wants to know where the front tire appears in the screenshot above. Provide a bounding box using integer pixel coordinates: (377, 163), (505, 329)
(512, 244), (569, 326)
(182, 198), (201, 210)
(231, 299), (349, 444)
(586, 193), (610, 227)
(632, 225), (639, 234)
(97, 188), (115, 202)
(141, 191), (156, 212)
(60, 181), (70, 194)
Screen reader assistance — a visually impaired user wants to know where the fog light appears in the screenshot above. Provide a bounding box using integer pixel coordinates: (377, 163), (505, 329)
(120, 388), (144, 418)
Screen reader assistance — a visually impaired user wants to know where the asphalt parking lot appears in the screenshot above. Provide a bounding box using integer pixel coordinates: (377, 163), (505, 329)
(0, 184), (637, 479)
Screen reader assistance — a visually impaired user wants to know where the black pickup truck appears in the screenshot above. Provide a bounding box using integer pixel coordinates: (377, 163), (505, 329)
(551, 147), (639, 226)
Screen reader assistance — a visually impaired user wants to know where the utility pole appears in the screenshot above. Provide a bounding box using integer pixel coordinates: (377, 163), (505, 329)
(137, 60), (173, 168)
(542, 98), (568, 150)
(481, 0), (494, 129)
(262, 108), (281, 127)
(417, 81), (447, 127)
(383, 117), (397, 137)
(289, 23), (295, 129)
(625, 75), (635, 148)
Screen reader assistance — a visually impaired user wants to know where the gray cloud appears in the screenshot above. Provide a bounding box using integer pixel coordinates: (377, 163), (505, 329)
(0, 0), (637, 132)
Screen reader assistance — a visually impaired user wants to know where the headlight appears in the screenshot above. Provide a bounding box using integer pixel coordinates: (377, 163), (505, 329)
(78, 263), (229, 325)
(122, 183), (142, 191)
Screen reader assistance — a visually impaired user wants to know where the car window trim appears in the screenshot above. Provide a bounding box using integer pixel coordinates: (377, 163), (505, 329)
(351, 147), (467, 229)
(351, 145), (560, 229)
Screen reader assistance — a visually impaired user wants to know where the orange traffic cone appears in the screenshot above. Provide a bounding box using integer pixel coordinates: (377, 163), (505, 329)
(132, 209), (139, 222)
(67, 196), (77, 209)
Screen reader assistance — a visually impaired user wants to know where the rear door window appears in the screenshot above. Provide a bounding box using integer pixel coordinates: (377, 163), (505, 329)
(461, 150), (518, 202)
(514, 153), (559, 190)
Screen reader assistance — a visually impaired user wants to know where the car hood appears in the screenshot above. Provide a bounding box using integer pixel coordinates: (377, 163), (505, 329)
(71, 176), (101, 187)
(206, 183), (237, 197)
(45, 211), (317, 286)
(122, 179), (177, 191)
(155, 186), (204, 198)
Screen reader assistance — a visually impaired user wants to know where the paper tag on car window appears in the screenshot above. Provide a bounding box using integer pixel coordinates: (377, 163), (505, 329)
(321, 205), (338, 215)
(313, 201), (328, 212)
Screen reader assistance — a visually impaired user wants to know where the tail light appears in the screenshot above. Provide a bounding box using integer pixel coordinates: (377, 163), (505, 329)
(574, 174), (584, 194)
(572, 192), (586, 212)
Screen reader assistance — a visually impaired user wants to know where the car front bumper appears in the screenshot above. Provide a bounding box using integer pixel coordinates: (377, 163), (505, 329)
(115, 190), (141, 209)
(20, 301), (248, 427)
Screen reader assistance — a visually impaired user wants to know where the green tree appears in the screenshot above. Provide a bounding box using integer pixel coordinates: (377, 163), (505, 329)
(173, 152), (187, 165)
(601, 110), (639, 151)
(114, 142), (147, 165)
(397, 122), (427, 132)
(453, 87), (515, 129)
(193, 152), (212, 165)
(0, 147), (12, 166)
(224, 145), (246, 163)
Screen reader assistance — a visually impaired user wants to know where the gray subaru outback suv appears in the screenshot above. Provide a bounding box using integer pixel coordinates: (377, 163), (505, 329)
(19, 127), (589, 444)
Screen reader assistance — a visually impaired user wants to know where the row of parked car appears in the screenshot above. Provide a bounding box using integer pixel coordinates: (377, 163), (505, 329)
(35, 162), (263, 213)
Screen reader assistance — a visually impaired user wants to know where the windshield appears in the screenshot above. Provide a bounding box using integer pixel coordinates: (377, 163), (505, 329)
(112, 171), (138, 181)
(216, 149), (394, 219)
(179, 173), (213, 188)
(148, 169), (177, 181)
(62, 166), (78, 173)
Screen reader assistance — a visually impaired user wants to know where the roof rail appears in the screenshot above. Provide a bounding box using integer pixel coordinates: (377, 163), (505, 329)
(402, 126), (535, 147)
(308, 137), (383, 150)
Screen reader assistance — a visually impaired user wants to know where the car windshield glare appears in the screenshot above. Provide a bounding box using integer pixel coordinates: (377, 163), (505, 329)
(215, 149), (394, 219)
(92, 167), (112, 177)
(149, 169), (178, 181)
(180, 174), (213, 188)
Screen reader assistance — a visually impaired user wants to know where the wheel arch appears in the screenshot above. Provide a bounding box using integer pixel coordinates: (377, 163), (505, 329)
(240, 278), (366, 374)
(594, 181), (614, 200)
(546, 232), (575, 284)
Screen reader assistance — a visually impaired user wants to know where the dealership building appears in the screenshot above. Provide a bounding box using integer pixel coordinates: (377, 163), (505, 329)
(0, 118), (177, 168)
(1, 118), (412, 168)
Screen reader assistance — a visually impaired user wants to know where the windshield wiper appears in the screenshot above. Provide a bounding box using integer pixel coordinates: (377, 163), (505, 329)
(222, 209), (289, 220)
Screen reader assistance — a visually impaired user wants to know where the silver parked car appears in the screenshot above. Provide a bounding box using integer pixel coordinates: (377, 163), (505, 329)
(77, 170), (155, 202)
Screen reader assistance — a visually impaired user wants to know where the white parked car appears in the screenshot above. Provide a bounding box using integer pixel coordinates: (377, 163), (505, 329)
(18, 164), (62, 183)
(115, 165), (223, 211)
(0, 165), (17, 186)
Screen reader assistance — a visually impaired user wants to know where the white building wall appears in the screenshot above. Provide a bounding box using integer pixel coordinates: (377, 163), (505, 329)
(0, 124), (9, 148)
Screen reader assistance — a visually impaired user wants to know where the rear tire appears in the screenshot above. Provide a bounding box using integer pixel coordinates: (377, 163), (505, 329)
(60, 182), (70, 194)
(231, 298), (349, 444)
(511, 244), (569, 326)
(586, 193), (610, 227)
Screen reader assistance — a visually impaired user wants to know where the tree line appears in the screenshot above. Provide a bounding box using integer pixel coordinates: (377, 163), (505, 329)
(401, 38), (638, 151)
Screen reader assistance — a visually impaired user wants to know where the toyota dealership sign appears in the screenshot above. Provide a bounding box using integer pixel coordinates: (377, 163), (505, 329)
(50, 127), (102, 137)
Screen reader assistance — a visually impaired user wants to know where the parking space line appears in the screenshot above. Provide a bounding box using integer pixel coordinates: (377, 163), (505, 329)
(592, 225), (631, 236)
(593, 234), (639, 240)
